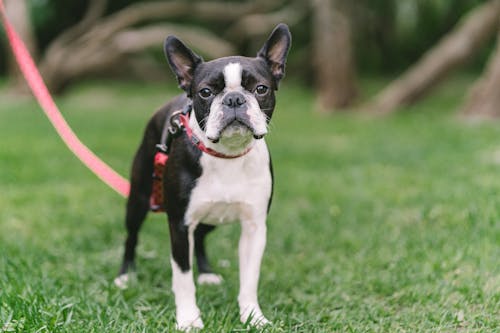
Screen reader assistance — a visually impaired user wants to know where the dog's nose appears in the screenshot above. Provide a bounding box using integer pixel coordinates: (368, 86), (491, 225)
(222, 92), (246, 108)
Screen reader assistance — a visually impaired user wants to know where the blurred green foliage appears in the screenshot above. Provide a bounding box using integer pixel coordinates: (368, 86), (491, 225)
(29, 0), (86, 49)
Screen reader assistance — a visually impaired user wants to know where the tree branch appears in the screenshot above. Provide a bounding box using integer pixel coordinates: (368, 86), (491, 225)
(461, 26), (500, 119)
(96, 0), (280, 39)
(225, 0), (305, 40)
(363, 0), (500, 114)
(37, 0), (284, 93)
(115, 24), (236, 58)
(53, 0), (108, 46)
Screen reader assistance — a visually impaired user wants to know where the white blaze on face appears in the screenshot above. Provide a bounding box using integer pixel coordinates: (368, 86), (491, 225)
(223, 62), (243, 91)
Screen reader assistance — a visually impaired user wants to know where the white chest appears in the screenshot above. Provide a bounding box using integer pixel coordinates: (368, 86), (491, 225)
(185, 140), (272, 226)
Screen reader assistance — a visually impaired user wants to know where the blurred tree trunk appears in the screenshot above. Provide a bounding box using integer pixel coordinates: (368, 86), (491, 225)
(4, 0), (37, 87)
(311, 0), (357, 113)
(461, 26), (500, 118)
(365, 0), (500, 114)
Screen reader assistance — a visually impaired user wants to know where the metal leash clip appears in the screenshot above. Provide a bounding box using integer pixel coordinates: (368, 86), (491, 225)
(168, 110), (184, 137)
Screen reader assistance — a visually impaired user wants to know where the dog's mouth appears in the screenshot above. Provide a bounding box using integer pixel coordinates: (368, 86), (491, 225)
(207, 117), (265, 143)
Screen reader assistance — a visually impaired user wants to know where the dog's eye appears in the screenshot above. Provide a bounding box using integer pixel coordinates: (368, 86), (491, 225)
(255, 85), (269, 96)
(199, 88), (213, 99)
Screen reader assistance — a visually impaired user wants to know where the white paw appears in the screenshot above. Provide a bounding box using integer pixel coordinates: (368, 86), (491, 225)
(113, 273), (133, 289)
(176, 316), (204, 331)
(240, 305), (271, 327)
(197, 273), (223, 285)
(176, 307), (204, 331)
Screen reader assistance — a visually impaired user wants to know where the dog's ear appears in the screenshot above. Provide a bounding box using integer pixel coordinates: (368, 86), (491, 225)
(257, 23), (292, 86)
(164, 36), (203, 95)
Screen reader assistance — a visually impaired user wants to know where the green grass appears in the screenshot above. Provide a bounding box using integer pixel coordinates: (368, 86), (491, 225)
(1, 77), (499, 332)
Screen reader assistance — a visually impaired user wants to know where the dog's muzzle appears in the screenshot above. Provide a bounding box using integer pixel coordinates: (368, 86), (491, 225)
(207, 92), (267, 143)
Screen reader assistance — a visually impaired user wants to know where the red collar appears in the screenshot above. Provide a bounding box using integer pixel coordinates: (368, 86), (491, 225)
(179, 113), (252, 159)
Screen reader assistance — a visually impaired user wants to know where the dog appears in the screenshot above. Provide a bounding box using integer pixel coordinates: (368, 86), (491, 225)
(114, 23), (291, 330)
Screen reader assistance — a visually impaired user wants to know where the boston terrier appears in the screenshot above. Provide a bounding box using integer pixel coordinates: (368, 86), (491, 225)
(115, 23), (291, 330)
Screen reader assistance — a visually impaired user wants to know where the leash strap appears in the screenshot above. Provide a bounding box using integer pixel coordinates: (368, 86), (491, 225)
(158, 118), (171, 153)
(0, 0), (130, 197)
(150, 104), (191, 212)
(150, 106), (185, 212)
(150, 151), (168, 212)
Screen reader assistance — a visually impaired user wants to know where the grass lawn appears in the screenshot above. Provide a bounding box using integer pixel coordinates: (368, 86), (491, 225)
(1, 76), (499, 332)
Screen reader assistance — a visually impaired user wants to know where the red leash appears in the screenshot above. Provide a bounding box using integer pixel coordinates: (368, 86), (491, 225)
(0, 0), (130, 197)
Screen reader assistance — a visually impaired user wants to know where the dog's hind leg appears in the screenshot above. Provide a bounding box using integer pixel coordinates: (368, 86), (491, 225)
(115, 147), (152, 289)
(194, 223), (223, 285)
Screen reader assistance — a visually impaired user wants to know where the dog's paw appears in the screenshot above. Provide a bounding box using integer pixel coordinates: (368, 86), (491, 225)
(176, 311), (204, 331)
(197, 273), (223, 285)
(113, 273), (134, 289)
(245, 314), (271, 328)
(240, 304), (271, 327)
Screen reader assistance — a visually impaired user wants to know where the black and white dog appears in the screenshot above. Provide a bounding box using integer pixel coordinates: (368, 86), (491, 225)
(115, 24), (291, 330)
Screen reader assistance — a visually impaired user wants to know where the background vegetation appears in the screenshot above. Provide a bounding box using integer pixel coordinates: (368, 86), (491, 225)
(0, 0), (491, 74)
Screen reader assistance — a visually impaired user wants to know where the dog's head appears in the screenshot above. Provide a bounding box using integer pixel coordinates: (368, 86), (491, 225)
(164, 24), (291, 153)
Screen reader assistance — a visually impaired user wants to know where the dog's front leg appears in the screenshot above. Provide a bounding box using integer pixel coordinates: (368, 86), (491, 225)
(238, 217), (270, 327)
(169, 221), (203, 331)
